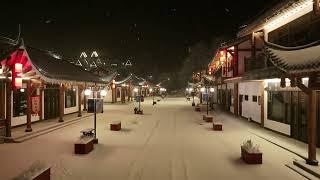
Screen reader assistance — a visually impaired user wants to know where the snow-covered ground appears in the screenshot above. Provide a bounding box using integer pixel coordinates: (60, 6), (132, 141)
(0, 97), (307, 180)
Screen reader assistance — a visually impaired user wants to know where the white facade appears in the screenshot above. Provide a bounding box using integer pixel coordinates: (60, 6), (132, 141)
(238, 81), (262, 123)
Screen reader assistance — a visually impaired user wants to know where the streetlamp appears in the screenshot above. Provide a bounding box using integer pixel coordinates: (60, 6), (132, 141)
(84, 88), (99, 143)
(209, 87), (215, 110)
(150, 88), (156, 105)
(133, 87), (142, 114)
(189, 88), (195, 106)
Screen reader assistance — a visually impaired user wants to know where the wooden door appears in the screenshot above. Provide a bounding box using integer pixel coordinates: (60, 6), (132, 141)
(44, 88), (59, 119)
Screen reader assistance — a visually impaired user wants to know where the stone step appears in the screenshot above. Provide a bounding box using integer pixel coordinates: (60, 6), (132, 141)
(13, 115), (92, 143)
(286, 163), (318, 180)
(293, 160), (320, 179)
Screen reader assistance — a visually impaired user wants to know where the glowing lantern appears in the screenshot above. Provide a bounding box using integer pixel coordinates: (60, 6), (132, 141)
(15, 63), (23, 73)
(100, 90), (107, 97)
(84, 89), (92, 96)
(15, 78), (23, 89)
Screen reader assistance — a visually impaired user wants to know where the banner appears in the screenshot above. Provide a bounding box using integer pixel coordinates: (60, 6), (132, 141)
(31, 96), (40, 115)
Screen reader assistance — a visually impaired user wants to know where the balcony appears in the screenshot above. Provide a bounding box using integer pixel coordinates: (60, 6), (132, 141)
(244, 53), (267, 72)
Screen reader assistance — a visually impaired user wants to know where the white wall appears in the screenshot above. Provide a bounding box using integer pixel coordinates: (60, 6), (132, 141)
(103, 89), (113, 103)
(239, 81), (262, 123)
(263, 81), (291, 135)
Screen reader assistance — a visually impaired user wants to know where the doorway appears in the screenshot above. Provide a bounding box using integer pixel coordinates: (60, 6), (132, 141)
(44, 87), (60, 119)
(239, 95), (243, 116)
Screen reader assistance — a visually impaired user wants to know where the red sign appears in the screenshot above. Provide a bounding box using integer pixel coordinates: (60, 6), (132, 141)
(31, 96), (40, 115)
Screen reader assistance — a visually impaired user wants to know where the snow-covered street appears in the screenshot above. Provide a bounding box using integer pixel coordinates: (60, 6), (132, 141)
(0, 97), (307, 180)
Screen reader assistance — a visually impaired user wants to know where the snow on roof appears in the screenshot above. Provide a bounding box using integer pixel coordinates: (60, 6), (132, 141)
(265, 41), (320, 75)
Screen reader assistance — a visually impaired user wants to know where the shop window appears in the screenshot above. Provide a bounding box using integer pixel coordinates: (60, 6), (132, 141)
(13, 89), (27, 117)
(252, 96), (257, 102)
(245, 95), (249, 101)
(65, 89), (76, 108)
(267, 91), (291, 125)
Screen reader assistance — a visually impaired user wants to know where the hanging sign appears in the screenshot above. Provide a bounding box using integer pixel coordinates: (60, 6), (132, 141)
(31, 96), (40, 115)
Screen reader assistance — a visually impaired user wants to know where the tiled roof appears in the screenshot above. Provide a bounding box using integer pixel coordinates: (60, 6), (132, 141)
(265, 41), (320, 75)
(26, 46), (110, 84)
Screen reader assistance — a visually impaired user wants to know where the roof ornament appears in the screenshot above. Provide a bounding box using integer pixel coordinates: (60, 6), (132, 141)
(75, 60), (83, 66)
(125, 60), (132, 66)
(90, 61), (97, 68)
(91, 51), (99, 58)
(80, 52), (88, 58)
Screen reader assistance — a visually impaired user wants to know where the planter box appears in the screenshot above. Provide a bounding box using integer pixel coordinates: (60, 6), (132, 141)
(241, 147), (262, 164)
(204, 115), (213, 122)
(75, 138), (94, 154)
(195, 107), (201, 112)
(15, 165), (50, 180)
(213, 123), (222, 131)
(110, 121), (121, 131)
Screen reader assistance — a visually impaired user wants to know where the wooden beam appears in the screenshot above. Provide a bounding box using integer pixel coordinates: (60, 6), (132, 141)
(233, 83), (239, 116)
(78, 86), (83, 117)
(25, 80), (32, 132)
(59, 84), (64, 122)
(39, 86), (43, 121)
(5, 80), (11, 138)
(260, 81), (265, 127)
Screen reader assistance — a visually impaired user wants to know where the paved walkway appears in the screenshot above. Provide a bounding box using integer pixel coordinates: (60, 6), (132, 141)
(0, 97), (315, 179)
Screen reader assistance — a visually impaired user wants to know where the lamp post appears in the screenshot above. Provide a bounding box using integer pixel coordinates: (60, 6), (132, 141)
(189, 88), (195, 106)
(200, 87), (207, 115)
(209, 87), (215, 110)
(84, 88), (99, 144)
(150, 88), (155, 105)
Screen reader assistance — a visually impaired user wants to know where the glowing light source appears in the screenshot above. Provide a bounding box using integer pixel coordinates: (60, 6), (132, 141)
(200, 87), (205, 92)
(134, 88), (139, 93)
(149, 88), (153, 92)
(100, 90), (107, 97)
(210, 88), (215, 92)
(84, 89), (92, 96)
(15, 78), (22, 89)
(15, 63), (23, 73)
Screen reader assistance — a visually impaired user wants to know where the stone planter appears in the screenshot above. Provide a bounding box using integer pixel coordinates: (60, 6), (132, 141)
(110, 121), (121, 131)
(15, 163), (50, 180)
(75, 138), (94, 154)
(213, 122), (222, 131)
(241, 147), (262, 164)
(195, 107), (201, 112)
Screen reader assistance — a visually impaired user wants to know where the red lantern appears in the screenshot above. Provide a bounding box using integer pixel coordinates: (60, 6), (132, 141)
(15, 77), (23, 89)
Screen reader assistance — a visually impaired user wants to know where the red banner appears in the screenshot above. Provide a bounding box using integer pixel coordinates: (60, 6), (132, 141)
(31, 96), (40, 115)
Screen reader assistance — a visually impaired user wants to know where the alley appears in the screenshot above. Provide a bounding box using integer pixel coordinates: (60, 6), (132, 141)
(0, 98), (306, 180)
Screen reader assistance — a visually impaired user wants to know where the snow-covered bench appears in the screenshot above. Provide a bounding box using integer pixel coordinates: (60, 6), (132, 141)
(80, 128), (94, 137)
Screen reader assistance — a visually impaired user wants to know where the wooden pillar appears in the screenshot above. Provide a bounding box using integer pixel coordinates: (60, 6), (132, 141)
(5, 81), (11, 138)
(233, 45), (239, 77)
(260, 81), (265, 127)
(307, 90), (318, 165)
(121, 87), (125, 103)
(314, 0), (320, 14)
(78, 86), (83, 117)
(252, 33), (256, 58)
(59, 84), (64, 122)
(25, 80), (32, 132)
(234, 83), (239, 116)
(127, 86), (130, 102)
(39, 87), (43, 121)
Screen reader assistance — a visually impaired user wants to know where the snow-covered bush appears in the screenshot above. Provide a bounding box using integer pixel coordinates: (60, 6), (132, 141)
(241, 140), (261, 153)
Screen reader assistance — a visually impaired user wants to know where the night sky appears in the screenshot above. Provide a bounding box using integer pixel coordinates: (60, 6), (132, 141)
(0, 0), (281, 76)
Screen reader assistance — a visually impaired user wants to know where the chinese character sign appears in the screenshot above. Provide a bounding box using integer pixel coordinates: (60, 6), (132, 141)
(31, 96), (40, 115)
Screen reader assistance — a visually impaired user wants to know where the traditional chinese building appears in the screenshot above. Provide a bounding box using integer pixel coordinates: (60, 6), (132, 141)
(208, 0), (320, 165)
(0, 38), (116, 140)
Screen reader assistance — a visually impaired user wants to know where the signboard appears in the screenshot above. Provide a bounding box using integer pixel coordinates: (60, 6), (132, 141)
(203, 93), (209, 102)
(87, 98), (104, 113)
(31, 96), (40, 115)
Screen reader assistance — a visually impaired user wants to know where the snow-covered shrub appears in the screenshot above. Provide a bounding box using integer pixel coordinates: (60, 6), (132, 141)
(241, 139), (261, 153)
